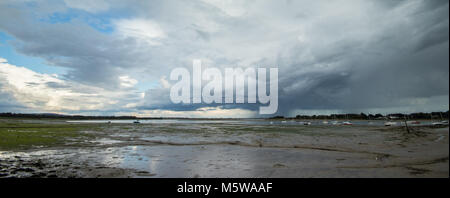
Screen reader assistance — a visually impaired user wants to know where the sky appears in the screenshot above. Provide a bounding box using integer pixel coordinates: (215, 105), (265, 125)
(0, 0), (448, 118)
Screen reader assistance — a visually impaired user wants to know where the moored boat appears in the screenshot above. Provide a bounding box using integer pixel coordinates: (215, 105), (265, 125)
(342, 121), (352, 125)
(384, 121), (397, 126)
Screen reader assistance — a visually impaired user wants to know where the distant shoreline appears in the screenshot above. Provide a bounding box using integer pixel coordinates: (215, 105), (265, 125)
(1, 111), (448, 121)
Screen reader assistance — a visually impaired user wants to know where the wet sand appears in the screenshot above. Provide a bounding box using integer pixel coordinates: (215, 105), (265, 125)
(0, 119), (448, 178)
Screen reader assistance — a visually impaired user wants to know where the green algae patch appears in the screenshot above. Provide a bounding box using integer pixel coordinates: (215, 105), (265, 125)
(0, 120), (99, 150)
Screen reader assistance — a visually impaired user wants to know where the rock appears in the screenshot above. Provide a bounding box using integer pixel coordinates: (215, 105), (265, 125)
(273, 163), (287, 168)
(17, 168), (34, 172)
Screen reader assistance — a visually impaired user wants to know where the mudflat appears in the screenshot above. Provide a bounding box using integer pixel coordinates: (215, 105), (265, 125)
(0, 118), (448, 178)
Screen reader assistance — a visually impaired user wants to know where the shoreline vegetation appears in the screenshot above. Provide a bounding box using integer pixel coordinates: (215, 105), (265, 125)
(1, 111), (449, 120)
(0, 120), (99, 150)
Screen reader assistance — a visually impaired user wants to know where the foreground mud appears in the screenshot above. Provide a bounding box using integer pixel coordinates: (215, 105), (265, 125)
(0, 119), (448, 178)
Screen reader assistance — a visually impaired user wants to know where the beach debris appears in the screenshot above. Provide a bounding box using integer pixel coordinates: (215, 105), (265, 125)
(273, 163), (287, 168)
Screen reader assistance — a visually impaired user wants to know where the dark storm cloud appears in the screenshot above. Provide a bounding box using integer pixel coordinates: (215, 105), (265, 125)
(138, 85), (262, 112)
(270, 0), (449, 115)
(0, 0), (448, 116)
(114, 0), (450, 115)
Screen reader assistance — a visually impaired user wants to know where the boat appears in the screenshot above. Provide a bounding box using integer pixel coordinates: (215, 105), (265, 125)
(439, 113), (448, 124)
(384, 121), (397, 126)
(432, 122), (444, 126)
(406, 121), (420, 125)
(342, 114), (352, 125)
(322, 121), (329, 124)
(303, 121), (311, 126)
(133, 120), (140, 124)
(432, 112), (447, 126)
(342, 121), (352, 125)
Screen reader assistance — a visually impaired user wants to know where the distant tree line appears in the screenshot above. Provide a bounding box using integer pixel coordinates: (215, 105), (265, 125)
(1, 111), (449, 120)
(277, 111), (449, 120)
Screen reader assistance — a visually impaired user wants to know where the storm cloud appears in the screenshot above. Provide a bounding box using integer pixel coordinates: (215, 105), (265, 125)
(0, 0), (448, 117)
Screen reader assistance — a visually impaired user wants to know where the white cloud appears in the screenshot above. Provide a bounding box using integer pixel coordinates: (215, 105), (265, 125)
(119, 75), (138, 88)
(159, 76), (170, 89)
(0, 57), (140, 112)
(200, 0), (248, 17)
(114, 18), (166, 45)
(64, 0), (110, 13)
